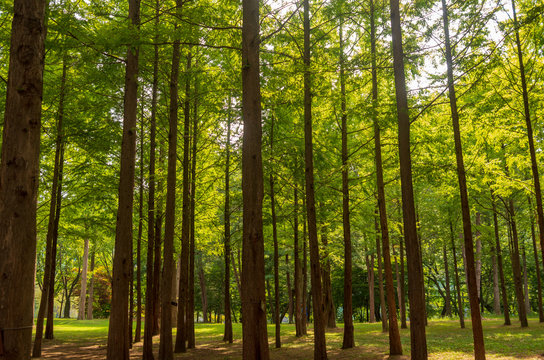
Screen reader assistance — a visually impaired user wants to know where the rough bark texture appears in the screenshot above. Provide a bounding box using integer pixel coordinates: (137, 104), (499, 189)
(241, 0), (270, 357)
(320, 228), (336, 329)
(492, 247), (501, 315)
(294, 187), (304, 337)
(134, 110), (144, 343)
(475, 213), (482, 301)
(175, 51), (192, 354)
(492, 194), (511, 326)
(78, 238), (90, 320)
(159, 13), (181, 359)
(441, 1), (485, 357)
(223, 100), (233, 344)
(389, 0), (427, 356)
(522, 245), (530, 314)
(33, 57), (65, 357)
(529, 199), (544, 322)
(106, 0), (140, 358)
(399, 226), (407, 329)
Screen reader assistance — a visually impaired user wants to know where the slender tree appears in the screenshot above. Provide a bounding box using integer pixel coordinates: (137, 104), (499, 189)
(389, 0), (427, 356)
(78, 238), (90, 320)
(241, 0), (270, 357)
(106, 0), (140, 357)
(492, 193), (511, 326)
(270, 117), (281, 348)
(223, 96), (233, 344)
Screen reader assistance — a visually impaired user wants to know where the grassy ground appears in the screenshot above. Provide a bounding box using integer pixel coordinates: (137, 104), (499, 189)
(36, 317), (544, 359)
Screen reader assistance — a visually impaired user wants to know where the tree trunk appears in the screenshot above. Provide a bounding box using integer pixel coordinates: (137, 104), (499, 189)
(187, 72), (199, 349)
(492, 247), (501, 315)
(270, 118), (281, 348)
(302, 198), (308, 335)
(78, 238), (90, 320)
(143, 1), (159, 359)
(338, 22), (353, 349)
(506, 198), (528, 327)
(389, 0), (427, 356)
(286, 254), (294, 324)
(450, 221), (465, 329)
(294, 186), (304, 337)
(492, 193), (511, 325)
(440, 1), (485, 357)
(365, 249), (376, 323)
(153, 179), (163, 336)
(523, 244), (530, 314)
(320, 228), (336, 329)
(374, 215), (388, 333)
(87, 251), (95, 320)
(399, 226), (407, 329)
(443, 242), (452, 317)
(159, 11), (182, 359)
(475, 213), (482, 301)
(33, 56), (66, 357)
(223, 97), (233, 344)
(529, 198), (544, 322)
(199, 259), (208, 323)
(175, 51), (192, 354)
(241, 0), (270, 357)
(232, 251), (242, 301)
(134, 103), (145, 343)
(511, 0), (544, 286)
(106, 0), (140, 357)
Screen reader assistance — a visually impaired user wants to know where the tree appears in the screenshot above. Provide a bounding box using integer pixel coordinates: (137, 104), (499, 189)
(0, 0), (46, 358)
(106, 0), (140, 357)
(241, 0), (270, 358)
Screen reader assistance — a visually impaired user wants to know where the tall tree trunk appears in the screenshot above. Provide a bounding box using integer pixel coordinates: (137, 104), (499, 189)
(294, 186), (304, 337)
(175, 51), (192, 354)
(134, 102), (145, 343)
(158, 10), (182, 359)
(302, 195), (308, 335)
(241, 0), (269, 357)
(106, 0), (140, 357)
(232, 251), (242, 301)
(475, 213), (482, 301)
(87, 251), (95, 320)
(338, 22), (353, 349)
(78, 238), (90, 320)
(529, 198), (544, 322)
(443, 242), (452, 317)
(143, 1), (159, 359)
(371, 1), (400, 351)
(365, 249), (376, 323)
(187, 72), (199, 349)
(506, 198), (528, 327)
(374, 215), (388, 332)
(389, 0), (427, 356)
(492, 193), (511, 325)
(270, 118), (281, 348)
(450, 221), (465, 328)
(394, 247), (402, 322)
(152, 166), (163, 336)
(511, 0), (544, 283)
(398, 220), (407, 329)
(492, 247), (501, 315)
(286, 254), (294, 324)
(223, 97), (233, 344)
(32, 56), (65, 357)
(302, 0), (327, 356)
(440, 1), (485, 357)
(523, 244), (530, 314)
(198, 258), (208, 323)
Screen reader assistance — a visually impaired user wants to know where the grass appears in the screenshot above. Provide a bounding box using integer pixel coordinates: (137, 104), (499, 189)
(37, 317), (544, 359)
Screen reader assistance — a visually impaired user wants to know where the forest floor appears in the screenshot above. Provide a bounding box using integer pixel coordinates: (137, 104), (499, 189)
(36, 317), (544, 359)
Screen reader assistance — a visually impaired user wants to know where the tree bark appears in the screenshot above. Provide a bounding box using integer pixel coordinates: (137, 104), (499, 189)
(198, 259), (208, 324)
(492, 246), (501, 315)
(320, 228), (336, 329)
(374, 215), (387, 333)
(522, 244), (530, 314)
(143, 1), (159, 359)
(511, 0), (544, 285)
(153, 163), (163, 336)
(33, 56), (66, 357)
(475, 213), (482, 301)
(78, 238), (90, 320)
(399, 225), (407, 329)
(106, 0), (140, 357)
(492, 193), (511, 325)
(241, 0), (270, 357)
(87, 251), (95, 320)
(365, 249), (376, 323)
(270, 118), (281, 348)
(443, 242), (452, 317)
(159, 9), (182, 358)
(441, 1), (485, 357)
(134, 102), (145, 343)
(286, 254), (294, 324)
(450, 221), (465, 329)
(174, 50), (192, 354)
(389, 0), (428, 356)
(294, 186), (304, 337)
(529, 197), (544, 321)
(223, 96), (233, 344)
